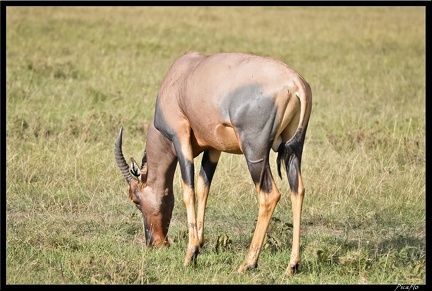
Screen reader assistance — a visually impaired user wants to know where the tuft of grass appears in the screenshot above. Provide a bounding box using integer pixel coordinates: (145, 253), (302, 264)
(6, 6), (425, 284)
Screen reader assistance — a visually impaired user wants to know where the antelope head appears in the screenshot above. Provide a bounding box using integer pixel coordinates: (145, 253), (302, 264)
(114, 126), (172, 247)
(114, 126), (147, 209)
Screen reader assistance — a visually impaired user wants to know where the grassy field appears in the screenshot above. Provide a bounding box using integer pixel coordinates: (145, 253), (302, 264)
(5, 6), (425, 285)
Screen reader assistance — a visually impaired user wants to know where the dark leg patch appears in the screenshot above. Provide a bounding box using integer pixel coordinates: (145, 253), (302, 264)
(247, 158), (273, 193)
(199, 150), (218, 187)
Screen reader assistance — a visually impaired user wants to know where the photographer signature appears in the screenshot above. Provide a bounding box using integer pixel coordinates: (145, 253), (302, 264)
(394, 284), (418, 291)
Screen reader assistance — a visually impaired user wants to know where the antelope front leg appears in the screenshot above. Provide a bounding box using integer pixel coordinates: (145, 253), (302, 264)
(175, 132), (200, 266)
(196, 149), (220, 247)
(182, 182), (200, 266)
(179, 156), (199, 266)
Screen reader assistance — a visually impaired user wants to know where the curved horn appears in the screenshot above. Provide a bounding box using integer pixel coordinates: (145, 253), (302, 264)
(114, 126), (133, 184)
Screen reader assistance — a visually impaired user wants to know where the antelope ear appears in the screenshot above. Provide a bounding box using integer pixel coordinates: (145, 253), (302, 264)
(140, 164), (148, 184)
(130, 158), (141, 179)
(140, 150), (148, 183)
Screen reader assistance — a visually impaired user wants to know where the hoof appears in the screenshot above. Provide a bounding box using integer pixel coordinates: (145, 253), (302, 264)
(237, 262), (257, 273)
(183, 259), (191, 267)
(285, 263), (300, 276)
(183, 257), (198, 267)
(183, 247), (199, 267)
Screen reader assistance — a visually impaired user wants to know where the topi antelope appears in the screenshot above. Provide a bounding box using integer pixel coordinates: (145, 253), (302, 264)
(114, 51), (312, 276)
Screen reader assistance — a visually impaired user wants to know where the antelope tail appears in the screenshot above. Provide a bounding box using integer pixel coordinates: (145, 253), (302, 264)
(276, 85), (311, 193)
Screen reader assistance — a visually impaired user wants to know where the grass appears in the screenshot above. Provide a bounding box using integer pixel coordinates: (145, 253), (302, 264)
(5, 6), (425, 284)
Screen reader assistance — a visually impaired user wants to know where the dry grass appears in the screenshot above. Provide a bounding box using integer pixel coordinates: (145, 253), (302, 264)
(6, 6), (425, 284)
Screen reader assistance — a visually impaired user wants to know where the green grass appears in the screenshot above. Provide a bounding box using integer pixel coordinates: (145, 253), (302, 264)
(6, 6), (425, 284)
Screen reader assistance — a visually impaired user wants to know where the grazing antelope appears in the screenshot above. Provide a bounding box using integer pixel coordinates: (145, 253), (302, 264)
(114, 51), (312, 276)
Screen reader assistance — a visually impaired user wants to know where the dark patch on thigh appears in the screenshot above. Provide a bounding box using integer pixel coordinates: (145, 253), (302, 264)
(222, 83), (279, 155)
(221, 84), (278, 132)
(221, 83), (280, 194)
